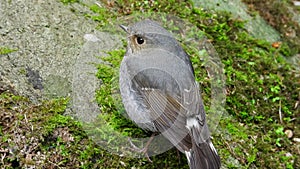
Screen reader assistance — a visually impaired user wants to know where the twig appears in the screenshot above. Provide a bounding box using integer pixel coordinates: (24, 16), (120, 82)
(279, 99), (283, 124)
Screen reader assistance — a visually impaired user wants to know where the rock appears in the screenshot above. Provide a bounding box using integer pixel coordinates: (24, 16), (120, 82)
(0, 0), (97, 103)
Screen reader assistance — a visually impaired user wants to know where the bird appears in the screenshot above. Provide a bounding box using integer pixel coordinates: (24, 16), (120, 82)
(119, 19), (221, 169)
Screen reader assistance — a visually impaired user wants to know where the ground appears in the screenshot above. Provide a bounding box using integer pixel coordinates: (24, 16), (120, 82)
(0, 0), (299, 168)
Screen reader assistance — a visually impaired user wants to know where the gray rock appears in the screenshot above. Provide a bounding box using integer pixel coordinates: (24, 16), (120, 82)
(0, 0), (123, 122)
(0, 0), (97, 103)
(72, 32), (121, 122)
(193, 0), (281, 42)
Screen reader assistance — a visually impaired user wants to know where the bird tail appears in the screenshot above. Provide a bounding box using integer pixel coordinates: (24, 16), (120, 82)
(185, 139), (221, 169)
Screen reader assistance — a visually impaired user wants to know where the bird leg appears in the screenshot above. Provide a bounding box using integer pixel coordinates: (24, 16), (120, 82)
(127, 133), (155, 162)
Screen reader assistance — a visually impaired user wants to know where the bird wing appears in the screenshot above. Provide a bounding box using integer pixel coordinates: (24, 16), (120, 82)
(131, 71), (221, 169)
(135, 83), (193, 152)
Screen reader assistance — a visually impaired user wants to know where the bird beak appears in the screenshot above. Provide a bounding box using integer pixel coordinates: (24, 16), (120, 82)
(119, 24), (129, 33)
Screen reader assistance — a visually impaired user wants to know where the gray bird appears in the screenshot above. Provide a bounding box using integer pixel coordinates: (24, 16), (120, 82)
(119, 19), (221, 169)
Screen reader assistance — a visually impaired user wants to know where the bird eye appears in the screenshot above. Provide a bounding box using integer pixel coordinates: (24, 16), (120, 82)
(136, 36), (145, 45)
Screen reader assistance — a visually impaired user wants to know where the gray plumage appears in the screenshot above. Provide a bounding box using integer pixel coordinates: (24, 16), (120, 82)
(119, 19), (221, 169)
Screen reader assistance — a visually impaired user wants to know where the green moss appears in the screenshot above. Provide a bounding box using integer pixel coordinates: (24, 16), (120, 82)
(60, 0), (79, 4)
(90, 1), (299, 168)
(0, 47), (17, 55)
(1, 0), (299, 168)
(243, 0), (300, 56)
(95, 50), (146, 137)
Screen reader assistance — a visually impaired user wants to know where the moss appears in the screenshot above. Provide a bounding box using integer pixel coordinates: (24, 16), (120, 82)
(74, 0), (300, 168)
(92, 1), (299, 168)
(60, 0), (79, 4)
(243, 0), (300, 56)
(0, 47), (17, 55)
(1, 0), (299, 168)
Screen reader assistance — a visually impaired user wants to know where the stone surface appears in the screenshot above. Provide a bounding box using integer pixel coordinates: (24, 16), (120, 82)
(72, 32), (121, 122)
(193, 0), (281, 42)
(0, 1), (94, 101)
(0, 0), (123, 121)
